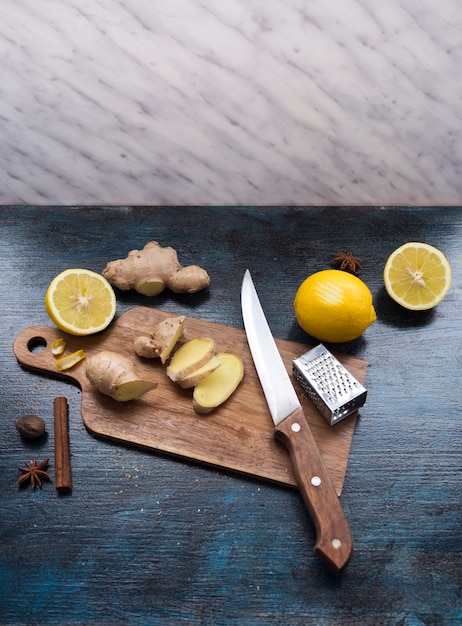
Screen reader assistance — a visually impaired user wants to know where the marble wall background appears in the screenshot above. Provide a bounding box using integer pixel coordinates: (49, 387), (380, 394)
(1, 0), (461, 206)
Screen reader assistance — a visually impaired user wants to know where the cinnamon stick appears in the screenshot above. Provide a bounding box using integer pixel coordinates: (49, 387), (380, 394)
(53, 396), (72, 492)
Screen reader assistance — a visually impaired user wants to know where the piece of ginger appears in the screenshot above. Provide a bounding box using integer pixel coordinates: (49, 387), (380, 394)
(85, 350), (157, 402)
(133, 336), (158, 359)
(177, 355), (222, 389)
(102, 241), (210, 297)
(193, 353), (244, 414)
(134, 315), (185, 364)
(166, 338), (215, 383)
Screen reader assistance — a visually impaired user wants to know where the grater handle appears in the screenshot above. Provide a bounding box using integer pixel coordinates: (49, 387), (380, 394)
(274, 406), (353, 574)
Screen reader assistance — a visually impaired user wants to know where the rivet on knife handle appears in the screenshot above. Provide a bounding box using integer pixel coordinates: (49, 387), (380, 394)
(274, 407), (353, 574)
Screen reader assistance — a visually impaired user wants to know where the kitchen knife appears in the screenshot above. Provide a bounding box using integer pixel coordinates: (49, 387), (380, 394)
(241, 269), (353, 574)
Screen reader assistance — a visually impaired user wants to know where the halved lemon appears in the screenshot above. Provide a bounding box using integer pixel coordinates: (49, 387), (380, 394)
(45, 269), (117, 335)
(383, 242), (452, 310)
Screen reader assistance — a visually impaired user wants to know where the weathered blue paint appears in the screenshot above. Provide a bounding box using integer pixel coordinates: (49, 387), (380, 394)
(0, 206), (461, 625)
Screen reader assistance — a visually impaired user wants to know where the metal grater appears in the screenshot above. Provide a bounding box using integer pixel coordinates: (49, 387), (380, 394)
(292, 344), (367, 426)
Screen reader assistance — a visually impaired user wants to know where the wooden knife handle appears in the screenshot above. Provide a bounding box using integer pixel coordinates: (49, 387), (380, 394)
(274, 406), (353, 574)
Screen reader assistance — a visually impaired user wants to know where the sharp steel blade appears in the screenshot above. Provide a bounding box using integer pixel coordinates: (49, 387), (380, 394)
(241, 269), (301, 424)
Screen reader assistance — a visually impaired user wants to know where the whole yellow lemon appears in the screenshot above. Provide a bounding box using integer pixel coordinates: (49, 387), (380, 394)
(294, 269), (376, 342)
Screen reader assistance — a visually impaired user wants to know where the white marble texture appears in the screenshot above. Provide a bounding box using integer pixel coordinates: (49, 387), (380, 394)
(1, 0), (461, 206)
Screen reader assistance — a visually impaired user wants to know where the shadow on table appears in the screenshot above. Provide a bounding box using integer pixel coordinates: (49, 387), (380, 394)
(374, 286), (436, 329)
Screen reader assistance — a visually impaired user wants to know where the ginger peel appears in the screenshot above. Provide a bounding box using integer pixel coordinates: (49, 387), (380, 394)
(85, 350), (157, 402)
(102, 241), (210, 297)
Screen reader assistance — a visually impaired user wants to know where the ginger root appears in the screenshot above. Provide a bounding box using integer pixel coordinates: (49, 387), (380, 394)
(193, 353), (244, 414)
(85, 350), (157, 402)
(102, 241), (210, 297)
(134, 315), (185, 364)
(133, 336), (158, 359)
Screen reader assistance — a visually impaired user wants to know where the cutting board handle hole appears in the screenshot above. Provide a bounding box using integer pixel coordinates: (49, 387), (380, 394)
(27, 336), (47, 354)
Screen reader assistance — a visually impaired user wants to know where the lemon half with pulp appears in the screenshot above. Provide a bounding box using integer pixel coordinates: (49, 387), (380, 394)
(45, 268), (117, 335)
(383, 242), (451, 310)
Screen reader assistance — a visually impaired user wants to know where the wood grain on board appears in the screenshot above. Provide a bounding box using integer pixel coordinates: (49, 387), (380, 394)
(13, 307), (368, 495)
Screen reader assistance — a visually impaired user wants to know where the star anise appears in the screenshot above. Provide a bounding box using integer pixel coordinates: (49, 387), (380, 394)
(17, 458), (51, 489)
(332, 251), (362, 273)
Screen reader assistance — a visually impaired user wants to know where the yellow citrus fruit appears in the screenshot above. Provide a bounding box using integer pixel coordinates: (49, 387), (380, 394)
(45, 269), (117, 335)
(383, 242), (452, 310)
(294, 269), (376, 343)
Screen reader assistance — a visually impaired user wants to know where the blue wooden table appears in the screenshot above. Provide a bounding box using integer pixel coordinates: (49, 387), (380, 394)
(1, 206), (461, 625)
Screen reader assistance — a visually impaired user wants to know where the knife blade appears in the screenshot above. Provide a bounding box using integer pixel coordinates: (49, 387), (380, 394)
(241, 269), (353, 574)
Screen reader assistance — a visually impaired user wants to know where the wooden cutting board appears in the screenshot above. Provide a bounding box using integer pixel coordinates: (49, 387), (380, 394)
(13, 307), (368, 495)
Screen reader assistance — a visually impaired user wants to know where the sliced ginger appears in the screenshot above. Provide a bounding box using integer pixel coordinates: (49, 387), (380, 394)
(177, 355), (222, 389)
(166, 338), (215, 383)
(85, 350), (157, 402)
(102, 241), (210, 297)
(193, 353), (244, 414)
(134, 315), (185, 363)
(152, 315), (185, 363)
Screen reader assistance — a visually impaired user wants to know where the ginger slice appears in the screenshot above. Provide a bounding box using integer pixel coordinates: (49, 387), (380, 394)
(177, 355), (222, 389)
(166, 338), (215, 383)
(151, 315), (185, 363)
(193, 352), (244, 414)
(85, 351), (157, 402)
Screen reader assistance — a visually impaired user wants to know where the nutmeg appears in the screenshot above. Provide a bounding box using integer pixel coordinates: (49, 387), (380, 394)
(15, 414), (46, 439)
